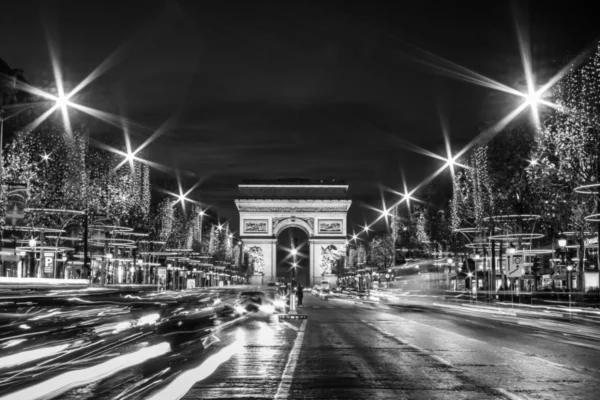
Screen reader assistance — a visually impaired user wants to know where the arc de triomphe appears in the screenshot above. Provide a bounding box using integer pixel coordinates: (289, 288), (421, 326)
(235, 181), (351, 287)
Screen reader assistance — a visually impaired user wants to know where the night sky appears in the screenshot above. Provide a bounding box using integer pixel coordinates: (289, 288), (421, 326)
(1, 0), (598, 234)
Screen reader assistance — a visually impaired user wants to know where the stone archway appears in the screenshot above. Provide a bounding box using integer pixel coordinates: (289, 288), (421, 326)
(276, 226), (310, 287)
(235, 182), (352, 287)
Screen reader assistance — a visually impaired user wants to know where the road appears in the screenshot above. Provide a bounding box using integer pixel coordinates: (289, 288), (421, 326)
(2, 288), (600, 399)
(182, 294), (600, 399)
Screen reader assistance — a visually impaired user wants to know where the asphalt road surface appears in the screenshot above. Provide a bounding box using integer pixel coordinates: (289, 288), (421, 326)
(183, 294), (600, 399)
(2, 288), (600, 399)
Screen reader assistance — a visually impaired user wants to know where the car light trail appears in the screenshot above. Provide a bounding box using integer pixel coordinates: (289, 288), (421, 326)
(0, 342), (170, 400)
(146, 338), (243, 400)
(0, 344), (70, 370)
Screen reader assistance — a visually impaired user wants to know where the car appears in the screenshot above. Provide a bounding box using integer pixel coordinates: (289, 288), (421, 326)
(319, 287), (332, 299)
(232, 290), (285, 319)
(311, 285), (321, 296)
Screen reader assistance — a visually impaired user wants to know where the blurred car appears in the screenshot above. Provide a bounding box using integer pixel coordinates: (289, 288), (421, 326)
(311, 285), (321, 296)
(233, 290), (285, 319)
(319, 287), (332, 299)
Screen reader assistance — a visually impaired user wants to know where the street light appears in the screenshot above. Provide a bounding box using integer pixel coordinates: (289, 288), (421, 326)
(566, 264), (574, 312)
(566, 265), (573, 291)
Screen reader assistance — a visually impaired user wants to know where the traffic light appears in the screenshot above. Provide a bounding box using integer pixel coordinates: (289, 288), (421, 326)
(532, 257), (541, 272)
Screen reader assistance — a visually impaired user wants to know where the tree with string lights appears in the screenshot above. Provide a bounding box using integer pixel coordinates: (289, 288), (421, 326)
(368, 232), (395, 270)
(527, 43), (599, 235)
(450, 146), (495, 231)
(526, 41), (600, 290)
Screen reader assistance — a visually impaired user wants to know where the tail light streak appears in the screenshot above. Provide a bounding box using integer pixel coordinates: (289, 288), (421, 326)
(0, 342), (171, 400)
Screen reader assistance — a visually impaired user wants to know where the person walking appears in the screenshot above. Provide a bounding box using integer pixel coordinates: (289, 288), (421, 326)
(296, 284), (304, 307)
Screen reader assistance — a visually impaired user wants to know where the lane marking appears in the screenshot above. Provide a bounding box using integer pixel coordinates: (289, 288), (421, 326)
(274, 319), (308, 399)
(281, 321), (299, 331)
(495, 388), (526, 400)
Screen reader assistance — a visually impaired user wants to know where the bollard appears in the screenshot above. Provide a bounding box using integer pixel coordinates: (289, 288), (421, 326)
(290, 293), (297, 314)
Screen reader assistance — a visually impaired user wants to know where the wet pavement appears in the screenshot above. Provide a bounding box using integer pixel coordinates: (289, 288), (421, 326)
(2, 288), (600, 399)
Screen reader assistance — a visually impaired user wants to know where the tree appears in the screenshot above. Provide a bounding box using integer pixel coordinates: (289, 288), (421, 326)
(2, 125), (152, 243)
(224, 223), (233, 263)
(413, 205), (430, 244)
(185, 205), (203, 252)
(368, 232), (395, 269)
(208, 225), (218, 256)
(357, 243), (367, 266)
(450, 145), (495, 230)
(390, 204), (401, 245)
(526, 43), (600, 236)
(348, 247), (358, 269)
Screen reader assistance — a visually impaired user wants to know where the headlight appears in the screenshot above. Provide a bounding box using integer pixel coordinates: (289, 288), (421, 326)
(273, 300), (285, 309)
(234, 305), (246, 314)
(136, 313), (160, 327)
(259, 305), (275, 314)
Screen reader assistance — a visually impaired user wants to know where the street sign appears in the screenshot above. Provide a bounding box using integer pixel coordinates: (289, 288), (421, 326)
(507, 255), (524, 277)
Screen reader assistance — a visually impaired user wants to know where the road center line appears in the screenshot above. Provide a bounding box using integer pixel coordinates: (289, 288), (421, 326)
(281, 321), (299, 331)
(495, 388), (526, 400)
(274, 319), (307, 399)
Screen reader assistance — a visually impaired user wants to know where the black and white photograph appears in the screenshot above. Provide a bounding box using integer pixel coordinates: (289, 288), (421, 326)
(1, 0), (599, 399)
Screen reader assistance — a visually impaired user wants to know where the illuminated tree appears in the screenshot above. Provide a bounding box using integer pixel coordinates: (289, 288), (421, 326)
(450, 146), (495, 230)
(348, 247), (358, 268)
(185, 205), (203, 251)
(357, 243), (367, 266)
(368, 232), (395, 269)
(526, 42), (600, 239)
(413, 205), (430, 244)
(208, 225), (219, 256)
(157, 199), (174, 242)
(390, 204), (401, 245)
(224, 222), (233, 263)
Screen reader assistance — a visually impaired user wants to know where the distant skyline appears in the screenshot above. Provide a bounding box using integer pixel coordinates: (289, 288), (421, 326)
(1, 0), (598, 234)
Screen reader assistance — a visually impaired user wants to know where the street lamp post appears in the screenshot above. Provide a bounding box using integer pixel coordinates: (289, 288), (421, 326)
(566, 265), (573, 314)
(558, 238), (567, 292)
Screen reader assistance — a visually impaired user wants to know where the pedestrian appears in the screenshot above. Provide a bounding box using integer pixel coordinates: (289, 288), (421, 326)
(296, 284), (304, 307)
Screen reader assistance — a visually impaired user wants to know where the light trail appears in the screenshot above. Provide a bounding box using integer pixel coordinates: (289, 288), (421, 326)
(1, 342), (170, 400)
(146, 337), (243, 400)
(0, 344), (69, 370)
